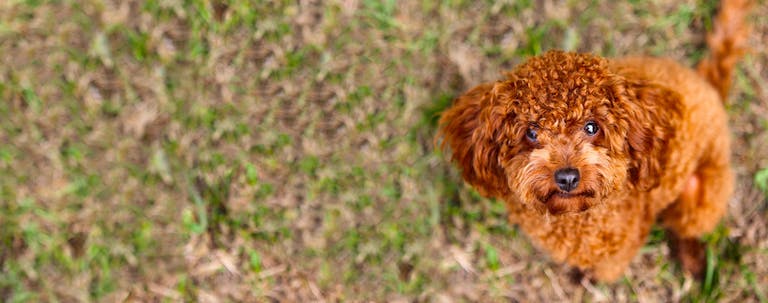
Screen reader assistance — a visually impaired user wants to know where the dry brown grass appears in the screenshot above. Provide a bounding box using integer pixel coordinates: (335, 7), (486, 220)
(0, 0), (766, 302)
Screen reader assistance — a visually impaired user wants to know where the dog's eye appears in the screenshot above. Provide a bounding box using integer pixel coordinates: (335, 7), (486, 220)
(525, 128), (538, 142)
(584, 121), (599, 136)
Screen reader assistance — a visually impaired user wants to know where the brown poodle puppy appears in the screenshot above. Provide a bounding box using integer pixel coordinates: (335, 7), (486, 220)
(438, 0), (750, 282)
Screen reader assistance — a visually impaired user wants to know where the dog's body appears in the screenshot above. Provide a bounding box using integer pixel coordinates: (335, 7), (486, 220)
(438, 1), (749, 281)
(509, 57), (732, 281)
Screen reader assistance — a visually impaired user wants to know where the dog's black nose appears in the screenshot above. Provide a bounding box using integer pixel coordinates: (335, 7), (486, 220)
(554, 168), (580, 192)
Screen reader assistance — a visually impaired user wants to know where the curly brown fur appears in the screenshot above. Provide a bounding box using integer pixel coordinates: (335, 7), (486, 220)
(437, 1), (749, 282)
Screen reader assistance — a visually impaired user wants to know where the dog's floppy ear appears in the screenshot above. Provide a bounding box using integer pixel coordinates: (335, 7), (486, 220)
(616, 80), (683, 190)
(438, 82), (511, 198)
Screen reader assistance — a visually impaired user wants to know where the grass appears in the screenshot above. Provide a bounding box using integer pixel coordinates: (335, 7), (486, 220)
(0, 0), (767, 301)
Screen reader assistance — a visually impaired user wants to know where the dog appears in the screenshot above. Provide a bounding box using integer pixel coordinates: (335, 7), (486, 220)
(438, 0), (750, 282)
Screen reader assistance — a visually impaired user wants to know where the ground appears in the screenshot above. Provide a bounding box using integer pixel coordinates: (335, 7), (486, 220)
(1, 0), (767, 302)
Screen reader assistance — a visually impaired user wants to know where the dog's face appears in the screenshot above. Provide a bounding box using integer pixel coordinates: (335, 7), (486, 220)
(500, 95), (627, 215)
(439, 51), (681, 215)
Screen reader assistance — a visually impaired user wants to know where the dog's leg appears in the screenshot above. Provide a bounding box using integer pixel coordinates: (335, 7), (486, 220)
(661, 147), (733, 277)
(667, 226), (707, 278)
(589, 222), (652, 282)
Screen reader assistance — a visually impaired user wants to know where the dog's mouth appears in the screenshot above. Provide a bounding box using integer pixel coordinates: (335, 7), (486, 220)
(539, 190), (597, 215)
(542, 190), (596, 202)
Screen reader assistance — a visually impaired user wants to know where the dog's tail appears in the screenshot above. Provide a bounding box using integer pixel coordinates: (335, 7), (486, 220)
(696, 0), (752, 101)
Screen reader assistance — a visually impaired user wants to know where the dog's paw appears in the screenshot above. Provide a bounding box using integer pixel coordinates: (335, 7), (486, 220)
(669, 234), (706, 279)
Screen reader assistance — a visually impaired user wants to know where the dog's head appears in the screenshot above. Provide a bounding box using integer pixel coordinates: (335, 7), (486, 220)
(438, 51), (682, 215)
